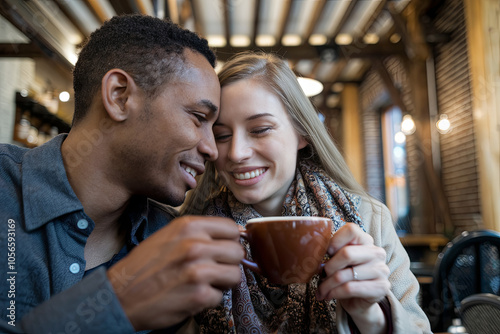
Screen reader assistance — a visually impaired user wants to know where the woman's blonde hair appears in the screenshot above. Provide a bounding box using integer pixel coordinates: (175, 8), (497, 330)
(181, 51), (365, 215)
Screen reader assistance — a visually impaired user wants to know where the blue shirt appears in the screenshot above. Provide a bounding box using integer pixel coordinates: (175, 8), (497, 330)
(0, 135), (178, 333)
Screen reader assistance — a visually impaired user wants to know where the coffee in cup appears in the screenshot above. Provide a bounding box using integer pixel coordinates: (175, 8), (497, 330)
(240, 216), (332, 284)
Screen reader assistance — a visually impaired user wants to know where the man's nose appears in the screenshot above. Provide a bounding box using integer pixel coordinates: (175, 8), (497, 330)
(200, 130), (218, 162)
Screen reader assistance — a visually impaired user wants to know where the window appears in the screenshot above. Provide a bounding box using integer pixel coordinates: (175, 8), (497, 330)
(381, 106), (411, 234)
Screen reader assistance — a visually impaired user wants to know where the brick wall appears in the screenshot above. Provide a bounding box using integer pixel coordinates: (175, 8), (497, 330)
(0, 58), (35, 144)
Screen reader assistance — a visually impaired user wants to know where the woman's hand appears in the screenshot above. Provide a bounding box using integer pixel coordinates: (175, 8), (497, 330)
(316, 223), (391, 334)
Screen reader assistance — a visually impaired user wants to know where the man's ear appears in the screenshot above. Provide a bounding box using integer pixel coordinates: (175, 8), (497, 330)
(101, 69), (139, 122)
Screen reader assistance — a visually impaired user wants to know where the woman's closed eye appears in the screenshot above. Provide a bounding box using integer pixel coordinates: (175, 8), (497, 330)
(251, 127), (272, 135)
(214, 133), (232, 142)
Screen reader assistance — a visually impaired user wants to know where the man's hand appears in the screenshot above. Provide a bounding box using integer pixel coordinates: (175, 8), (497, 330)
(107, 215), (244, 331)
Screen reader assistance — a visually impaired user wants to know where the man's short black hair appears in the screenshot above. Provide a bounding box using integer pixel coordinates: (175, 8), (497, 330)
(72, 14), (216, 125)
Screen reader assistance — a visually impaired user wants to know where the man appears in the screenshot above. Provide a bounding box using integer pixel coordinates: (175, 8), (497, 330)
(0, 15), (244, 333)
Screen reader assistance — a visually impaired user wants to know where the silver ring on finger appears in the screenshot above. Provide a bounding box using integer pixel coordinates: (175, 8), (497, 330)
(351, 266), (359, 281)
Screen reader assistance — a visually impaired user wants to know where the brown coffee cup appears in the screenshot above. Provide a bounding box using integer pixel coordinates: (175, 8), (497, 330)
(240, 216), (332, 284)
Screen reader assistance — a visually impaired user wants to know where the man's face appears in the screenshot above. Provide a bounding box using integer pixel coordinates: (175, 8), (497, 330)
(113, 49), (220, 206)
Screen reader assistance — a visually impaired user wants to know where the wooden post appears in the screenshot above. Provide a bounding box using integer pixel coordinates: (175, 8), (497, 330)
(408, 59), (439, 234)
(341, 84), (364, 186)
(464, 0), (500, 231)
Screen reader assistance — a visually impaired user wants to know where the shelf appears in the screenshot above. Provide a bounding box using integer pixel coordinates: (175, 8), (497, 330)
(15, 92), (71, 132)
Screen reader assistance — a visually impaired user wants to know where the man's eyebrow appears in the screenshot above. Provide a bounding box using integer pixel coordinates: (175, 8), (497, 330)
(198, 99), (219, 114)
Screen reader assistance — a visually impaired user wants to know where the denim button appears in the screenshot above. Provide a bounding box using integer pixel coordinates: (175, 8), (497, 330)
(77, 219), (88, 229)
(69, 263), (80, 274)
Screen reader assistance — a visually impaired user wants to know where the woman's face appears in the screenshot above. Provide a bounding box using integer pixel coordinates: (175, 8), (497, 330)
(213, 79), (307, 216)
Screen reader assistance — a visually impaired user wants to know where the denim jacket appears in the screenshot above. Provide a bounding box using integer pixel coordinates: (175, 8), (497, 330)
(0, 135), (177, 333)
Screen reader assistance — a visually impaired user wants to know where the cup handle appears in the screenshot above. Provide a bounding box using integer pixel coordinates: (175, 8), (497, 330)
(239, 231), (262, 275)
(319, 262), (325, 275)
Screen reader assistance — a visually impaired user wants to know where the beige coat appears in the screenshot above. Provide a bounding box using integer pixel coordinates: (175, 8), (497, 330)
(336, 198), (432, 333)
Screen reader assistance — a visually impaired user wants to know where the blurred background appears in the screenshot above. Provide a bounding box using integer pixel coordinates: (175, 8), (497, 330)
(0, 1), (499, 332)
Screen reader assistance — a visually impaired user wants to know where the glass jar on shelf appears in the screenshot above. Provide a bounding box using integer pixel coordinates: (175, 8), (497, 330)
(14, 110), (31, 145)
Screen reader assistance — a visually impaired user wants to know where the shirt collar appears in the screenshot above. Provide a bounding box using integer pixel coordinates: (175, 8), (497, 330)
(22, 134), (84, 231)
(21, 135), (157, 244)
(123, 195), (149, 246)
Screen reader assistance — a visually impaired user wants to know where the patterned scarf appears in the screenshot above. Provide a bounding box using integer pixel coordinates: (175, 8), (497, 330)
(198, 159), (365, 333)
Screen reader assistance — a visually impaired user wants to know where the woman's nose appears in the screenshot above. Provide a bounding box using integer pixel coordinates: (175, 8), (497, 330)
(228, 134), (252, 163)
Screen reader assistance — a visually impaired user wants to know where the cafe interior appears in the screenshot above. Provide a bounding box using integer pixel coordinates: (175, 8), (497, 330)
(0, 0), (499, 332)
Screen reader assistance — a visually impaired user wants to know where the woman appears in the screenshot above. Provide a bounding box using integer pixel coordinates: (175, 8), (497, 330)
(182, 52), (431, 333)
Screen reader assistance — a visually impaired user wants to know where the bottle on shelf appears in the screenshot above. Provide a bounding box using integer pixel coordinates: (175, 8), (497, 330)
(14, 110), (31, 145)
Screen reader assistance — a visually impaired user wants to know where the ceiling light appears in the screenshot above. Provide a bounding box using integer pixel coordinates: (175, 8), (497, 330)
(326, 94), (340, 108)
(394, 131), (406, 144)
(363, 33), (379, 44)
(309, 34), (327, 45)
(390, 33), (402, 43)
(297, 77), (323, 97)
(207, 35), (226, 47)
(230, 35), (251, 47)
(331, 82), (345, 93)
(436, 114), (451, 134)
(256, 34), (276, 46)
(282, 34), (302, 46)
(401, 115), (416, 135)
(59, 91), (70, 102)
(335, 33), (353, 45)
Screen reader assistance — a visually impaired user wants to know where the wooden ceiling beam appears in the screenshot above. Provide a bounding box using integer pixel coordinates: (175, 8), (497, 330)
(329, 0), (358, 39)
(310, 60), (322, 79)
(215, 42), (404, 62)
(320, 58), (348, 108)
(0, 4), (74, 70)
(86, 0), (115, 23)
(303, 0), (326, 44)
(276, 0), (292, 46)
(337, 42), (405, 59)
(251, 0), (261, 46)
(387, 2), (430, 61)
(215, 45), (317, 61)
(223, 0), (231, 46)
(0, 43), (44, 58)
(373, 58), (407, 113)
(327, 58), (348, 84)
(166, 0), (179, 23)
(354, 0), (387, 40)
(185, 0), (203, 36)
(109, 0), (135, 15)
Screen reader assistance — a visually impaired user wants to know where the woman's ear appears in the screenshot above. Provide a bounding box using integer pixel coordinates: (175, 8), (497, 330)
(298, 135), (308, 150)
(101, 69), (139, 122)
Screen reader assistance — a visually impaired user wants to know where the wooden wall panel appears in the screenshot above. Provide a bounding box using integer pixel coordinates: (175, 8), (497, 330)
(359, 70), (386, 203)
(358, 0), (483, 236)
(433, 0), (483, 234)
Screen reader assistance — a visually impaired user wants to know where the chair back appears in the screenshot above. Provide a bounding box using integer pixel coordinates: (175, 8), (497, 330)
(431, 229), (500, 331)
(460, 293), (500, 334)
